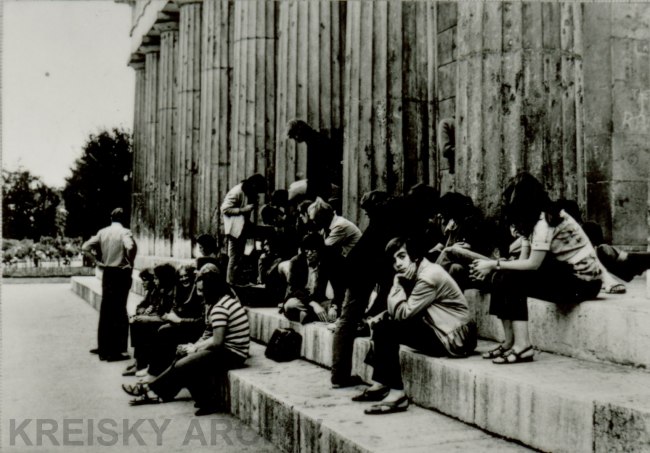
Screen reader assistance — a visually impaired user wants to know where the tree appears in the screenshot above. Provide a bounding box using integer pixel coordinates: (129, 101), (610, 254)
(63, 128), (133, 239)
(2, 169), (60, 240)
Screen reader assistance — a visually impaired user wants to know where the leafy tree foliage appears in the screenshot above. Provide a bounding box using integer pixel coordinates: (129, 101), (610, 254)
(63, 128), (133, 239)
(2, 169), (61, 240)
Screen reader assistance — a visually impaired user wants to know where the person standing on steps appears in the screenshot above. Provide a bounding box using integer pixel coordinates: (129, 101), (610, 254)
(83, 207), (137, 362)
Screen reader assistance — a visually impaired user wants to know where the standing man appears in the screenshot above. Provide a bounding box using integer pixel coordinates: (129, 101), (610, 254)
(83, 208), (137, 361)
(221, 174), (267, 285)
(286, 119), (342, 203)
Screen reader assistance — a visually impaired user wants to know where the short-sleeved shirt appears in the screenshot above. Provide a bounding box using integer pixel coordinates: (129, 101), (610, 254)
(209, 295), (250, 358)
(529, 211), (601, 281)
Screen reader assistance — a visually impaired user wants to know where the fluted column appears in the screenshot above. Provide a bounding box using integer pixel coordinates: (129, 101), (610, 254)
(230, 1), (277, 188)
(142, 41), (160, 256)
(275, 0), (345, 190)
(584, 4), (650, 248)
(128, 55), (146, 246)
(154, 17), (179, 257)
(174, 0), (203, 258)
(198, 0), (233, 238)
(343, 1), (435, 226)
(456, 2), (584, 215)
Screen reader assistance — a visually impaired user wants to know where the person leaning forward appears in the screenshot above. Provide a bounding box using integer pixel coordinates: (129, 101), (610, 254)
(83, 208), (137, 362)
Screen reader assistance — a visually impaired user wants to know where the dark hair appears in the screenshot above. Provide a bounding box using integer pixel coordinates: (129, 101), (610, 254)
(360, 190), (390, 218)
(301, 232), (325, 252)
(270, 189), (288, 207)
(286, 119), (313, 140)
(196, 234), (218, 255)
(242, 174), (267, 197)
(139, 268), (154, 282)
(110, 207), (124, 223)
(153, 263), (178, 289)
(196, 263), (229, 299)
(297, 199), (314, 215)
(385, 237), (423, 262)
(261, 205), (283, 226)
(436, 192), (475, 223)
(406, 184), (439, 219)
(501, 172), (558, 237)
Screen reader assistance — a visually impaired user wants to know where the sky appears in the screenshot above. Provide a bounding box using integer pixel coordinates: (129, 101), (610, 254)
(2, 0), (135, 188)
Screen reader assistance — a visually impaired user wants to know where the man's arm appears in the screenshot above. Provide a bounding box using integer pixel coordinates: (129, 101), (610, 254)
(82, 234), (100, 253)
(388, 277), (437, 321)
(221, 187), (245, 216)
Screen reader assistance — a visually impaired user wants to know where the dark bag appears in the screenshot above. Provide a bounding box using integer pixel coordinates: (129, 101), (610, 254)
(265, 328), (302, 362)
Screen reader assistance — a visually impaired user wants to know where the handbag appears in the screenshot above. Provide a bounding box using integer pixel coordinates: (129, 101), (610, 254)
(264, 328), (302, 362)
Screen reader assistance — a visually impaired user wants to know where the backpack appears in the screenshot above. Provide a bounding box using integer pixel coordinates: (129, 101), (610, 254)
(264, 328), (302, 362)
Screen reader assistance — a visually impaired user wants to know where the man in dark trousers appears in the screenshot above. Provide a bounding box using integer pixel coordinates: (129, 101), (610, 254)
(83, 208), (137, 361)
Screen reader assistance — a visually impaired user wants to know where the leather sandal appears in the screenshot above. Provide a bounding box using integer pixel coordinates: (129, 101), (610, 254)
(352, 386), (390, 402)
(129, 393), (161, 406)
(122, 382), (147, 397)
(482, 345), (509, 359)
(364, 395), (409, 415)
(492, 346), (534, 365)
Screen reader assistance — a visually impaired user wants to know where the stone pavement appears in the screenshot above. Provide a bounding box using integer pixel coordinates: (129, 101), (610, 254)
(0, 282), (279, 452)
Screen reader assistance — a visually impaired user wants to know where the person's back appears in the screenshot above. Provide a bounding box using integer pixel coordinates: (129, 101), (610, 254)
(210, 294), (250, 359)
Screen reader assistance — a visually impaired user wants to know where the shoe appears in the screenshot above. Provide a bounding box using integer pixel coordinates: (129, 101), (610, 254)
(122, 382), (147, 397)
(135, 367), (149, 378)
(481, 345), (509, 360)
(331, 375), (364, 389)
(103, 353), (131, 362)
(602, 283), (626, 294)
(129, 393), (161, 406)
(364, 395), (409, 415)
(492, 346), (535, 365)
(89, 348), (100, 355)
(352, 386), (390, 402)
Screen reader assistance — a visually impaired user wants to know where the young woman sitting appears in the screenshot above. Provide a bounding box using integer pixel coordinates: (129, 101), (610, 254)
(471, 172), (602, 364)
(122, 264), (250, 415)
(127, 263), (177, 376)
(352, 237), (477, 415)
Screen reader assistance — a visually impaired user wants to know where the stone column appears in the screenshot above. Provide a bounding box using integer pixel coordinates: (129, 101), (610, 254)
(154, 16), (179, 257)
(128, 54), (146, 248)
(584, 4), (650, 248)
(198, 0), (233, 238)
(174, 0), (203, 258)
(343, 1), (435, 226)
(142, 40), (160, 256)
(456, 3), (584, 215)
(230, 0), (277, 189)
(275, 0), (345, 191)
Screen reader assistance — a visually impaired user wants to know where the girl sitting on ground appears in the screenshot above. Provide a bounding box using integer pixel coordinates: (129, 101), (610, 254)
(122, 264), (250, 416)
(352, 237), (476, 415)
(471, 172), (602, 364)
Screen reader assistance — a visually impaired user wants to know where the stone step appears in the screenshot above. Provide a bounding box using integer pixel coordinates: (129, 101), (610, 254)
(227, 342), (533, 453)
(466, 277), (650, 369)
(247, 307), (650, 453)
(70, 276), (532, 453)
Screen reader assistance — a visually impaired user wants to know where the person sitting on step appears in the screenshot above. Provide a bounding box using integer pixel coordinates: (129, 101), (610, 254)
(122, 264), (250, 416)
(126, 263), (177, 377)
(352, 237), (476, 415)
(282, 233), (335, 323)
(471, 172), (602, 365)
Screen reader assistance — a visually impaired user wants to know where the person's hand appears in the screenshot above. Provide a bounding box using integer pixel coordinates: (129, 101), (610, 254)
(176, 343), (196, 356)
(309, 301), (328, 322)
(366, 311), (387, 329)
(430, 243), (444, 253)
(470, 259), (496, 281)
(240, 204), (255, 213)
(163, 311), (182, 324)
(327, 305), (338, 323)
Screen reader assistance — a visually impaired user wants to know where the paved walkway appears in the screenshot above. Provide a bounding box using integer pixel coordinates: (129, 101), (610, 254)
(1, 282), (278, 452)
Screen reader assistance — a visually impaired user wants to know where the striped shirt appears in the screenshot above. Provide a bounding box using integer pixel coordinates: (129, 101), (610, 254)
(209, 295), (250, 358)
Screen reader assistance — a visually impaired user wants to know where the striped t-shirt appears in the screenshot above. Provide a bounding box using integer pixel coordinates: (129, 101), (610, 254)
(209, 295), (250, 358)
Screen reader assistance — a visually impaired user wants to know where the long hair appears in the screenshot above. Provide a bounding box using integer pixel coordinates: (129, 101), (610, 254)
(501, 172), (559, 237)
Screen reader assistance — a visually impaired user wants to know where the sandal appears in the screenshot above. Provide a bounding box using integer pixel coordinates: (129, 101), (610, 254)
(122, 382), (147, 397)
(602, 283), (626, 294)
(352, 386), (390, 402)
(482, 345), (509, 360)
(364, 395), (409, 415)
(129, 393), (161, 406)
(492, 346), (534, 365)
